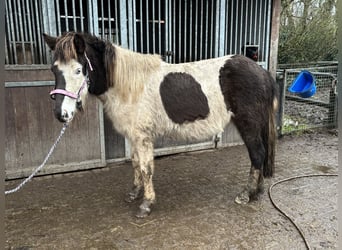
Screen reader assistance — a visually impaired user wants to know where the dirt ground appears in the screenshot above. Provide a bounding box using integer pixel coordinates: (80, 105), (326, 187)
(5, 129), (338, 250)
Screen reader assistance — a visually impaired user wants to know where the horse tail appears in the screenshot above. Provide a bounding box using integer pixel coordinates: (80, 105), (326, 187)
(263, 91), (278, 178)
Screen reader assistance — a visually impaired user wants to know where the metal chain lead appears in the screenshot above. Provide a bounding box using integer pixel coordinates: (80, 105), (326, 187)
(5, 122), (69, 195)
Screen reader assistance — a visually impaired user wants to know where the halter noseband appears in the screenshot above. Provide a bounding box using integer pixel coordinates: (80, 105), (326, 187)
(50, 53), (93, 105)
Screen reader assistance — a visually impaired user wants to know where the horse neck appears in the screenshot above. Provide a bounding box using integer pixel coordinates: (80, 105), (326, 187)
(110, 45), (162, 103)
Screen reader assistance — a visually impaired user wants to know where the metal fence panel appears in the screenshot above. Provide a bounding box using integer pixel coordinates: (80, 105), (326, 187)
(278, 63), (338, 135)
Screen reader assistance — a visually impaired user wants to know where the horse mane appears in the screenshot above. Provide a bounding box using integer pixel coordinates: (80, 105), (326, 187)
(53, 32), (161, 102)
(106, 45), (161, 103)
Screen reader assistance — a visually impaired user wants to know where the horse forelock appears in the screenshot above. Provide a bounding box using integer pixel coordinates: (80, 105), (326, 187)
(54, 33), (79, 63)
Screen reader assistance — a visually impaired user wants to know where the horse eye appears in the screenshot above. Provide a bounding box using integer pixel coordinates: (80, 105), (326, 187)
(75, 68), (82, 75)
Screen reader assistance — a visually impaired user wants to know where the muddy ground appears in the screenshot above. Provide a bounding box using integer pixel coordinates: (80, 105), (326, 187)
(5, 129), (338, 249)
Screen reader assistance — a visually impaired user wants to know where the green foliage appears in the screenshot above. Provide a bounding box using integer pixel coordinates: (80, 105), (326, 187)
(278, 0), (337, 64)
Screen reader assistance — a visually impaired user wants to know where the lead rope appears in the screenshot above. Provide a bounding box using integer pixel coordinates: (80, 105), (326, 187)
(5, 122), (69, 195)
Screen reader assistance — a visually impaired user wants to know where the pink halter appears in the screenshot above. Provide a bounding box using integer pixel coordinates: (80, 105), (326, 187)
(50, 53), (93, 101)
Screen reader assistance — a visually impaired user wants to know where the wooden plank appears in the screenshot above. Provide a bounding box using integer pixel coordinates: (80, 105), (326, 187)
(12, 88), (32, 170)
(5, 88), (17, 170)
(104, 112), (125, 159)
(5, 67), (53, 82)
(25, 86), (44, 164)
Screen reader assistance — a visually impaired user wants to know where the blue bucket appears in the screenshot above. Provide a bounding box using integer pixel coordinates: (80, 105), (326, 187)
(288, 70), (316, 98)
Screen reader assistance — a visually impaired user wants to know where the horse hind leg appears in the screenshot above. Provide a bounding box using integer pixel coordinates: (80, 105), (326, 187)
(234, 130), (266, 204)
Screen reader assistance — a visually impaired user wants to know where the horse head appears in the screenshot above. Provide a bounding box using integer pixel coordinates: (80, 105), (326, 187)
(43, 32), (108, 123)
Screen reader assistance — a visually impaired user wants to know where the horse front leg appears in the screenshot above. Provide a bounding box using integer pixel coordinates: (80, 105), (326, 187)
(133, 138), (156, 218)
(125, 150), (144, 203)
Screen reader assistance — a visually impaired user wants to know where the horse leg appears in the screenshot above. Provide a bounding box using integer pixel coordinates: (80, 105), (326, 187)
(133, 138), (156, 218)
(234, 133), (266, 204)
(125, 149), (144, 203)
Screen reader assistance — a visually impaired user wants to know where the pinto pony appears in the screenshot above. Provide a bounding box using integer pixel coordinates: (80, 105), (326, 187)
(43, 32), (278, 218)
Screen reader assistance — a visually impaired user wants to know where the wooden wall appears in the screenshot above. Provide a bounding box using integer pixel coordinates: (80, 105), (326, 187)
(5, 67), (243, 180)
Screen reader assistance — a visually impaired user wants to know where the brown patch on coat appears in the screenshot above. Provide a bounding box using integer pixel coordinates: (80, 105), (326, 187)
(160, 72), (209, 124)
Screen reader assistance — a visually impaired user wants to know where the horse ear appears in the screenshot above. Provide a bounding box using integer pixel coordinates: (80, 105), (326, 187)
(74, 33), (86, 55)
(43, 33), (57, 50)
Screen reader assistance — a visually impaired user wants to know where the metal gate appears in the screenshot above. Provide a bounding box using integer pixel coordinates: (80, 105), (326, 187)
(5, 0), (274, 177)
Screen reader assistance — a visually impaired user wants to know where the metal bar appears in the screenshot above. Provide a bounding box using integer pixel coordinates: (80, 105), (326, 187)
(239, 0), (243, 55)
(172, 0), (175, 62)
(107, 0), (112, 41)
(204, 0), (209, 58)
(29, 0), (38, 63)
(145, 0), (149, 52)
(194, 0), (198, 60)
(139, 0), (143, 50)
(127, 0), (134, 50)
(257, 0), (262, 59)
(100, 0), (105, 38)
(279, 70), (287, 134)
(87, 0), (94, 34)
(5, 35), (9, 64)
(228, 1), (236, 54)
(210, 0), (214, 58)
(5, 0), (12, 64)
(264, 0), (272, 69)
(5, 81), (55, 88)
(158, 0), (161, 54)
(93, 0), (99, 35)
(34, 1), (44, 63)
(199, 0), (203, 59)
(164, 0), (169, 62)
(114, 0), (119, 44)
(184, 0), (187, 61)
(55, 0), (61, 34)
(217, 0), (226, 57)
(204, 1), (210, 59)
(153, 141), (215, 157)
(152, 0), (155, 53)
(285, 95), (331, 109)
(25, 0), (34, 64)
(253, 0), (257, 44)
(72, 0), (77, 31)
(17, 0), (27, 63)
(178, 0), (182, 62)
(97, 101), (106, 165)
(63, 0), (68, 31)
(80, 0), (84, 31)
(244, 0), (248, 45)
(6, 159), (107, 180)
(234, 1), (239, 54)
(9, 0), (18, 64)
(132, 0), (137, 51)
(124, 138), (131, 160)
(189, 0), (193, 61)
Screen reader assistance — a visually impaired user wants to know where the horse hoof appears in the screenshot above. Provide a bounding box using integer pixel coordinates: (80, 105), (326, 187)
(234, 190), (250, 204)
(135, 208), (151, 218)
(124, 188), (143, 203)
(135, 199), (154, 218)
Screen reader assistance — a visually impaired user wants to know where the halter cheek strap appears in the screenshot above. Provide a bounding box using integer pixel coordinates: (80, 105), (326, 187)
(50, 53), (93, 101)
